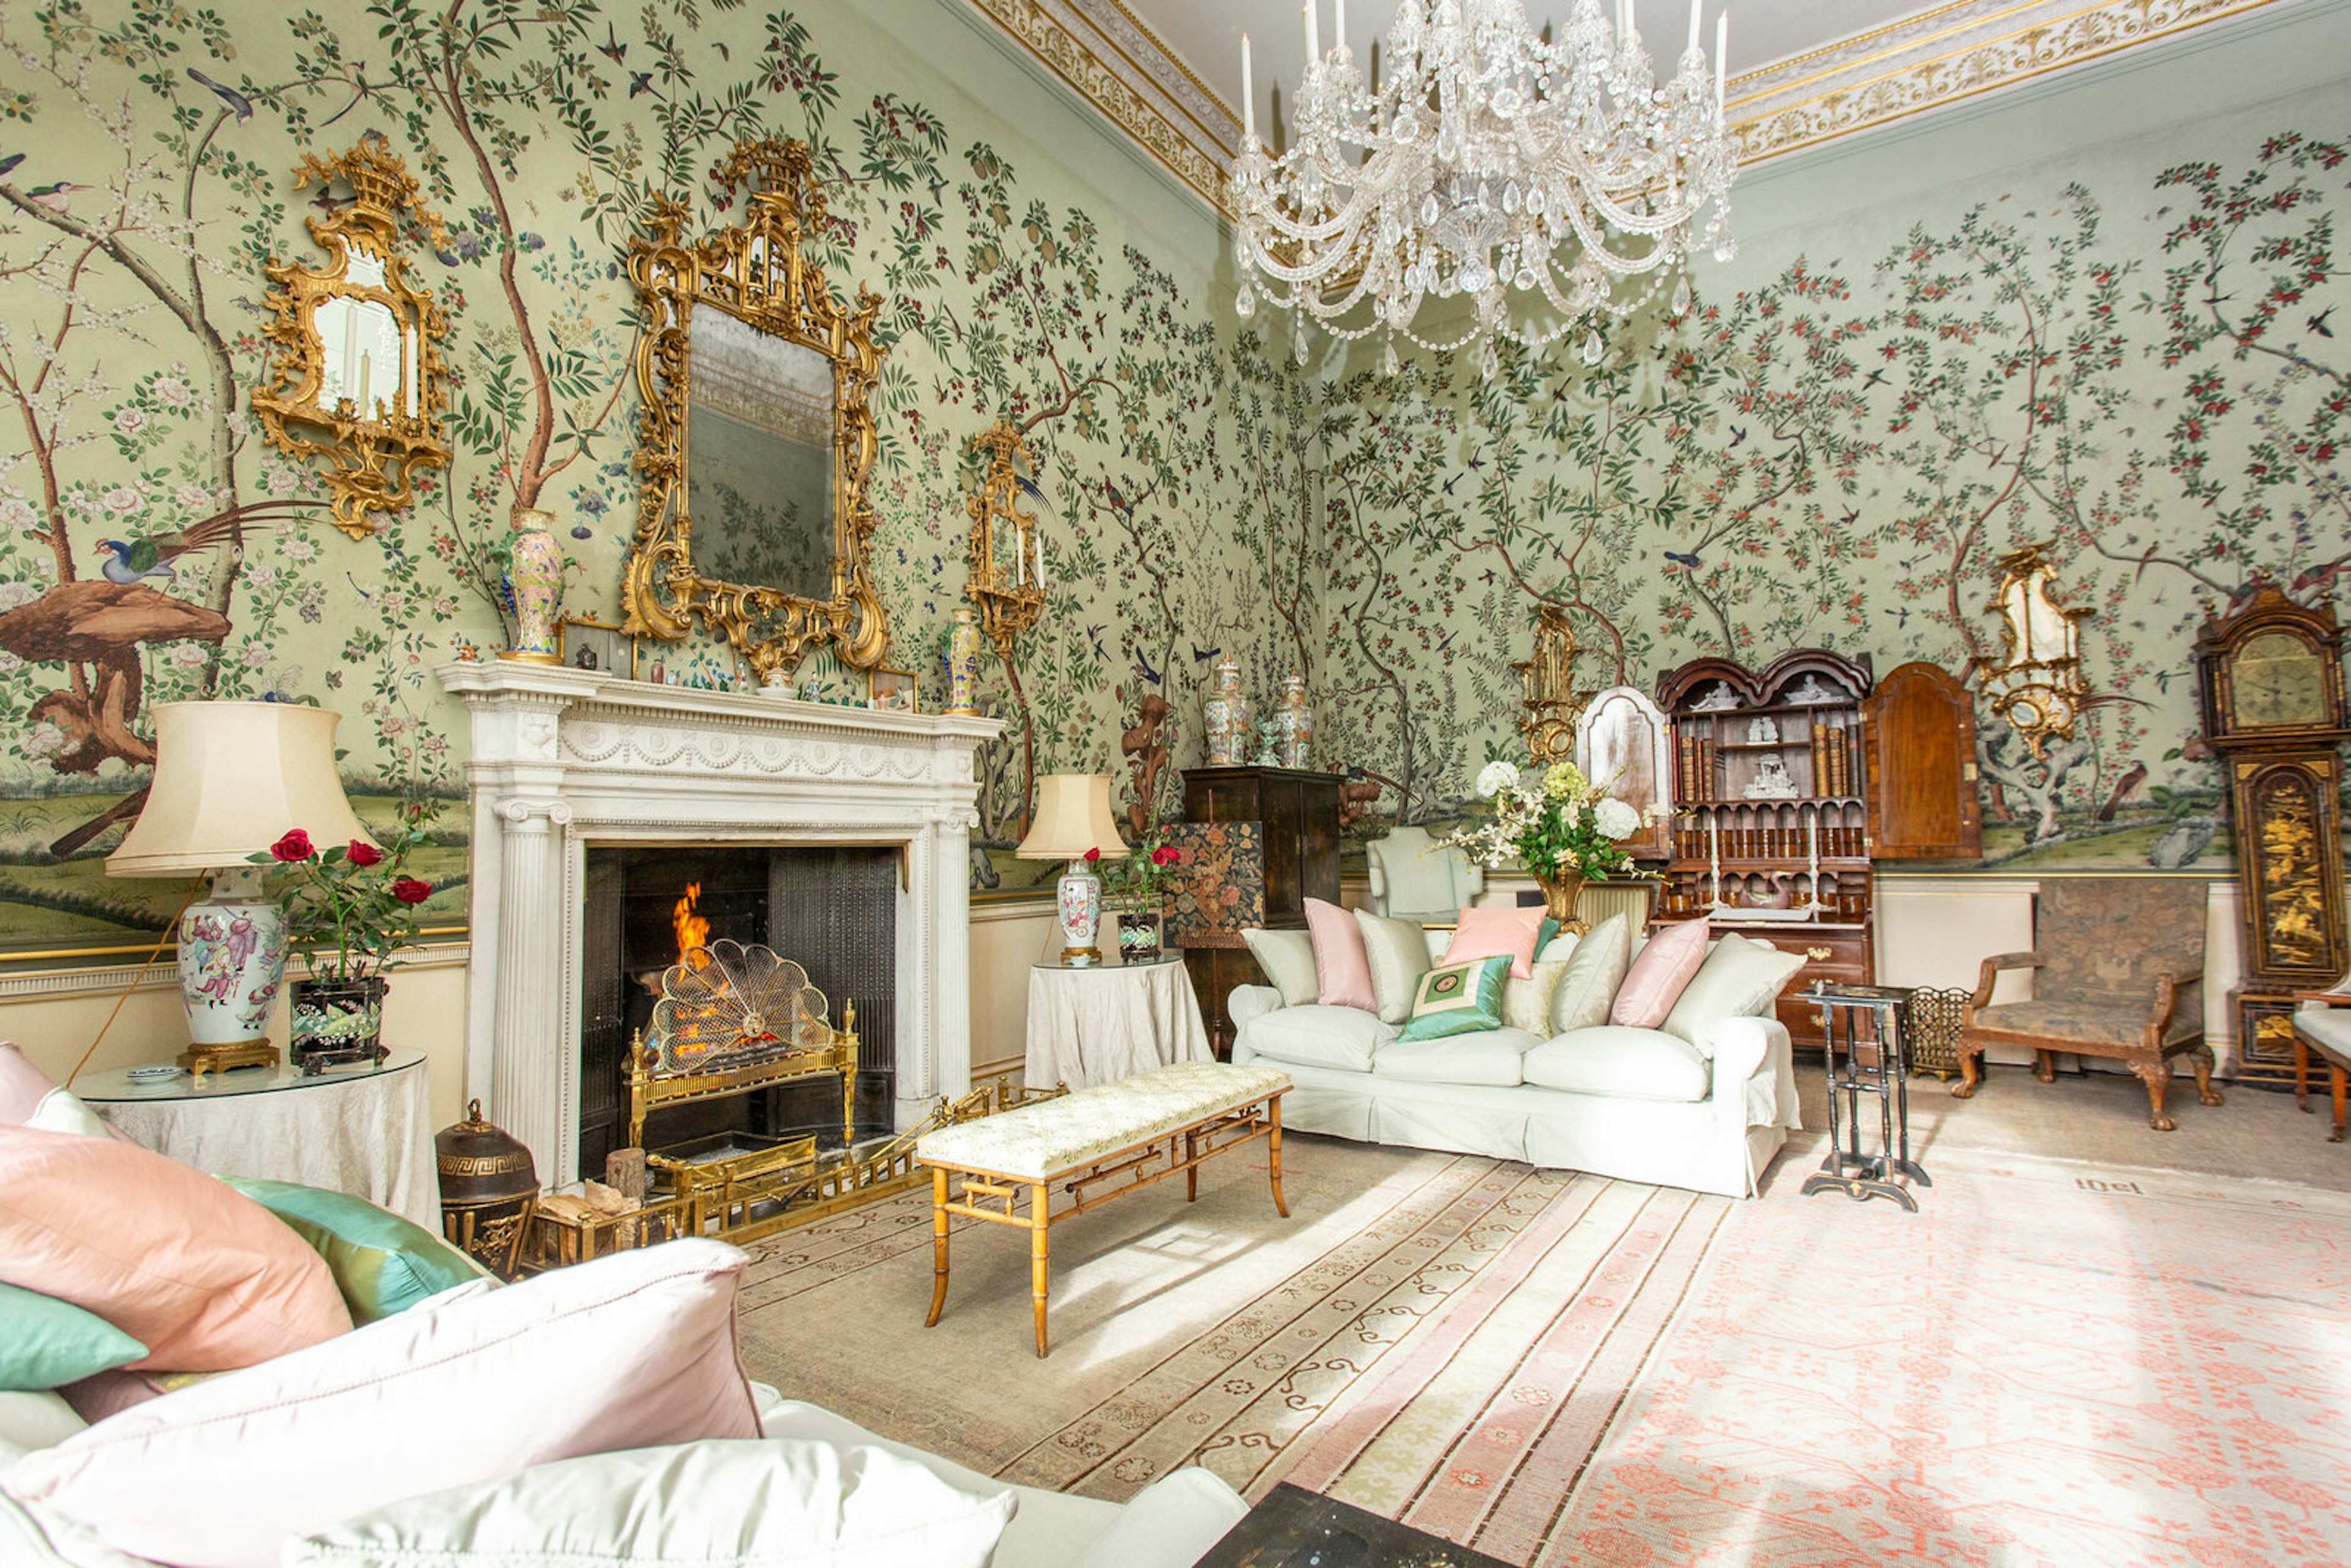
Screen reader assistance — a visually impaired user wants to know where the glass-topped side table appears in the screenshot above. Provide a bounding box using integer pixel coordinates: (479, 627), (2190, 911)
(1026, 954), (1210, 1088)
(1799, 984), (1931, 1211)
(75, 1049), (439, 1227)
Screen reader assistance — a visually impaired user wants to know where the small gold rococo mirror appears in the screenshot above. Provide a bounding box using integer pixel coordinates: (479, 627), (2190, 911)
(252, 138), (452, 538)
(622, 138), (888, 680)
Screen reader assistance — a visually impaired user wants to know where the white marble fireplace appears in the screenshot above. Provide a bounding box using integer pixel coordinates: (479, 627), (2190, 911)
(438, 660), (1002, 1187)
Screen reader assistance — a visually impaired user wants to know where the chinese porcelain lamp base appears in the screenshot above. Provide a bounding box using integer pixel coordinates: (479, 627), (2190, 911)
(173, 868), (288, 1079)
(1057, 862), (1102, 967)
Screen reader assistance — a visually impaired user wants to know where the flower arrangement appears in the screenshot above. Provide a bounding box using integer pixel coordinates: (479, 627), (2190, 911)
(1442, 758), (1649, 883)
(250, 807), (435, 983)
(1098, 826), (1185, 910)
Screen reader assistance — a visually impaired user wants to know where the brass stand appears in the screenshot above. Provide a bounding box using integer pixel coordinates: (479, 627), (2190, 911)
(178, 1040), (279, 1081)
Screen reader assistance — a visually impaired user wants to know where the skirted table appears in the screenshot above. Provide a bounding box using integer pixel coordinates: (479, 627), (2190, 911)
(75, 1049), (439, 1228)
(1026, 955), (1212, 1090)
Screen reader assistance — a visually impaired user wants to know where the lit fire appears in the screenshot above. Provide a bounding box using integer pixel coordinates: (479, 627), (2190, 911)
(672, 882), (711, 970)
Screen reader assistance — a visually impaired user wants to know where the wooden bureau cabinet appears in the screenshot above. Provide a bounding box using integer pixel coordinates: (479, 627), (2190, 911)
(1175, 767), (1341, 1057)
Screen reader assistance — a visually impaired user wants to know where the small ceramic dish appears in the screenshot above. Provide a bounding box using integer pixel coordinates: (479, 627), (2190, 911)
(125, 1065), (183, 1081)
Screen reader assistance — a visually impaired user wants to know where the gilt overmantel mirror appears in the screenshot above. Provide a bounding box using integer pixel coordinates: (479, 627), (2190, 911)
(621, 138), (888, 679)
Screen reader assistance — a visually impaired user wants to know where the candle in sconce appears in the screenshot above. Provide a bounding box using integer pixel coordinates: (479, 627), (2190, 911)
(1242, 34), (1254, 143)
(1035, 535), (1046, 588)
(1715, 13), (1728, 106)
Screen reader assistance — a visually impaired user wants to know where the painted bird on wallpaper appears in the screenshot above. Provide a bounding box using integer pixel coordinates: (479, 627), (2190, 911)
(0, 154), (23, 179)
(186, 68), (253, 121)
(1663, 549), (1703, 570)
(24, 182), (90, 214)
(96, 513), (248, 585)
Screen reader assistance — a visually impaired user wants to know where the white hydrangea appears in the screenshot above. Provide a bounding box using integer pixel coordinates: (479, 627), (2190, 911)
(1592, 796), (1642, 841)
(1473, 759), (1520, 799)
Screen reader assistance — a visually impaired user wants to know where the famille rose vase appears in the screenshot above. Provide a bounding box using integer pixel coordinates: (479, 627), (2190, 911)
(1057, 860), (1102, 965)
(176, 868), (288, 1046)
(945, 607), (982, 715)
(501, 508), (564, 664)
(1276, 670), (1314, 768)
(1203, 658), (1247, 765)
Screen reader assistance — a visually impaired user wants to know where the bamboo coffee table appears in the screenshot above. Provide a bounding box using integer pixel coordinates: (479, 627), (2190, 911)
(916, 1060), (1292, 1357)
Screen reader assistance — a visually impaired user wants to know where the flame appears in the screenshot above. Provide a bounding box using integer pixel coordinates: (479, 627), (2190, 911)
(672, 882), (711, 970)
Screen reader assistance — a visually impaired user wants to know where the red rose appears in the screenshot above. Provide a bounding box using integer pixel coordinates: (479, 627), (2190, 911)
(1152, 846), (1180, 867)
(390, 879), (432, 905)
(347, 841), (384, 868)
(1083, 847), (1100, 863)
(269, 830), (313, 863)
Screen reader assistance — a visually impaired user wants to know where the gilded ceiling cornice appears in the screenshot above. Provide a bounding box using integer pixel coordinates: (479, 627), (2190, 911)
(961, 0), (2297, 221)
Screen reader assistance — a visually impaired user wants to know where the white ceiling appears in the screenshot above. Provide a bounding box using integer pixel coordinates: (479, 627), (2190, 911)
(1126, 1), (1933, 140)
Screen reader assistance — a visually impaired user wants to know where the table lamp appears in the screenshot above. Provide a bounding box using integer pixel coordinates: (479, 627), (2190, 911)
(1016, 773), (1128, 966)
(108, 701), (375, 1078)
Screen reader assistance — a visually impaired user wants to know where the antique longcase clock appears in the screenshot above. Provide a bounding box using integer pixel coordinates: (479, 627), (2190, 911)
(2192, 587), (2351, 1087)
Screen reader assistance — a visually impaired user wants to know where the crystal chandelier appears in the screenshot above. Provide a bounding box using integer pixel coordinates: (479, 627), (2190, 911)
(1229, 0), (1738, 372)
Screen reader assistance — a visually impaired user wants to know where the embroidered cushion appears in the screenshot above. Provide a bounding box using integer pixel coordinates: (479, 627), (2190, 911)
(1501, 959), (1569, 1037)
(1305, 896), (1376, 1013)
(1395, 955), (1513, 1043)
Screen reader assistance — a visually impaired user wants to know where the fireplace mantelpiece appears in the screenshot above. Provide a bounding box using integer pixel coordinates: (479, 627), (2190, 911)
(437, 660), (1002, 1187)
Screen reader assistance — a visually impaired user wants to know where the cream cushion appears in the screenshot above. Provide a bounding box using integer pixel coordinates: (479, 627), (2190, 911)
(1522, 1027), (1712, 1103)
(1231, 1004), (1398, 1074)
(283, 1439), (1018, 1568)
(0, 1390), (83, 1466)
(1354, 909), (1434, 1023)
(1548, 914), (1630, 1035)
(917, 1061), (1291, 1182)
(5, 1239), (763, 1568)
(1373, 1027), (1544, 1088)
(23, 1087), (110, 1140)
(1502, 959), (1568, 1037)
(1662, 934), (1806, 1057)
(1241, 928), (1319, 1007)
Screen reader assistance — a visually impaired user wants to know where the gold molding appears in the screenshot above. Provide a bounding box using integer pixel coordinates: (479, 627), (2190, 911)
(961, 0), (2298, 222)
(252, 139), (452, 538)
(620, 138), (890, 681)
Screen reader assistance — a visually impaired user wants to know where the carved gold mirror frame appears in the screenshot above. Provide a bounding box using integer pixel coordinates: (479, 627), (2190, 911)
(252, 139), (452, 539)
(621, 138), (888, 680)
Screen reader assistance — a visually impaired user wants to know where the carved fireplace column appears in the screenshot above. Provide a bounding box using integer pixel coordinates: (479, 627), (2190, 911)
(487, 793), (572, 1172)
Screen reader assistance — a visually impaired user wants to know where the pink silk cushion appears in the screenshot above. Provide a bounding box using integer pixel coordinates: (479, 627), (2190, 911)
(0, 1125), (351, 1373)
(0, 1042), (56, 1125)
(1610, 918), (1712, 1028)
(1305, 896), (1376, 1013)
(1441, 904), (1545, 980)
(5, 1238), (762, 1568)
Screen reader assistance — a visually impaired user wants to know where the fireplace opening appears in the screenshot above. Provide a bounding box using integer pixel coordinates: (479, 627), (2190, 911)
(578, 844), (898, 1184)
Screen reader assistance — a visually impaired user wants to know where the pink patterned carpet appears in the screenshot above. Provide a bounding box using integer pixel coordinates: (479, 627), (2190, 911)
(1276, 1147), (2351, 1566)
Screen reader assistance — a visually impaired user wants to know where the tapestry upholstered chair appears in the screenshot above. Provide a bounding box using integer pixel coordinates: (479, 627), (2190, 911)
(1365, 825), (1484, 926)
(1954, 877), (2219, 1131)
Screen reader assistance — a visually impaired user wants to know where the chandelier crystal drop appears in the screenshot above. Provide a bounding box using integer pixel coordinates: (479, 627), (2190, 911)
(1229, 0), (1738, 363)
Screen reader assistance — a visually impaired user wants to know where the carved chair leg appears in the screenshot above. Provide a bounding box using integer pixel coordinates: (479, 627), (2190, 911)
(2298, 1037), (2314, 1113)
(2189, 1043), (2223, 1108)
(1952, 1045), (1982, 1100)
(2331, 1064), (2347, 1144)
(2135, 1060), (2177, 1132)
(2033, 1049), (2058, 1084)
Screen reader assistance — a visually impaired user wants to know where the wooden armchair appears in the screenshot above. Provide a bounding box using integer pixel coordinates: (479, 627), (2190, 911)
(1953, 878), (2219, 1131)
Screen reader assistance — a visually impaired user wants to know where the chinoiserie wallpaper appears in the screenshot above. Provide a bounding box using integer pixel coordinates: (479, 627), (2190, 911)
(0, 0), (2345, 963)
(1308, 80), (2350, 871)
(0, 0), (1297, 955)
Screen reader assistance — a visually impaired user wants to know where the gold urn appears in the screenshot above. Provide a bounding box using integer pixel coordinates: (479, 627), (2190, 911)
(435, 1099), (538, 1280)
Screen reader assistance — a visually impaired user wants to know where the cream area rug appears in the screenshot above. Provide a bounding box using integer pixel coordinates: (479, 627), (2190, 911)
(734, 1136), (2351, 1566)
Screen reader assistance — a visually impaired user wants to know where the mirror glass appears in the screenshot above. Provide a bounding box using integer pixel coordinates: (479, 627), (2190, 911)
(684, 306), (835, 602)
(313, 291), (405, 421)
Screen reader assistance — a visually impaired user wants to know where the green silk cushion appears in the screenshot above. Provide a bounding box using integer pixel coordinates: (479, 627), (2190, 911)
(221, 1177), (487, 1326)
(1549, 913), (1631, 1035)
(1396, 955), (1513, 1043)
(1352, 909), (1435, 1024)
(0, 1281), (146, 1392)
(1240, 928), (1321, 1008)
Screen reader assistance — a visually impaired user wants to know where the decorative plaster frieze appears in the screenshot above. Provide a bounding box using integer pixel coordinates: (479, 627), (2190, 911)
(959, 0), (2295, 219)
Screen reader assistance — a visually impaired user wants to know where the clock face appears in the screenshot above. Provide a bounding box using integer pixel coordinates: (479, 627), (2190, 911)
(2229, 630), (2330, 730)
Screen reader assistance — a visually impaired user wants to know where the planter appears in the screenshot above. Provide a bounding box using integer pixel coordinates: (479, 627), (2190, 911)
(1113, 907), (1164, 963)
(1529, 868), (1589, 935)
(290, 975), (388, 1073)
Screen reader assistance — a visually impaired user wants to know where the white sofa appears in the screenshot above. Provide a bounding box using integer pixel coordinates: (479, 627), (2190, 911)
(1231, 925), (1801, 1199)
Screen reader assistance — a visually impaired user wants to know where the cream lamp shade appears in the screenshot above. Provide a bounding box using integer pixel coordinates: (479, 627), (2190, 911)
(109, 700), (374, 877)
(1015, 774), (1127, 861)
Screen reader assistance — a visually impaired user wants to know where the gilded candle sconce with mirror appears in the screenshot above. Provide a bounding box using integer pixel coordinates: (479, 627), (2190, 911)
(252, 138), (452, 538)
(963, 420), (1047, 651)
(1979, 542), (2094, 757)
(621, 137), (890, 683)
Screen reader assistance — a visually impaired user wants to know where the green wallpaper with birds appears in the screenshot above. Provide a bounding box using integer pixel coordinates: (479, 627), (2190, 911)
(0, 0), (1295, 958)
(1290, 72), (2351, 871)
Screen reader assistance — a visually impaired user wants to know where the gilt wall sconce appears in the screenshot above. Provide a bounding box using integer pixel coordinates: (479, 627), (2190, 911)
(963, 420), (1046, 651)
(1512, 603), (1588, 764)
(252, 137), (452, 538)
(1980, 542), (2094, 757)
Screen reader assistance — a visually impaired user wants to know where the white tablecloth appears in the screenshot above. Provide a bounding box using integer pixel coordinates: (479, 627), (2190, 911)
(1026, 959), (1213, 1090)
(87, 1054), (440, 1229)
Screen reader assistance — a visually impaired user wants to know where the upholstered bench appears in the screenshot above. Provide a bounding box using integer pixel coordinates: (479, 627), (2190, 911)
(916, 1060), (1292, 1356)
